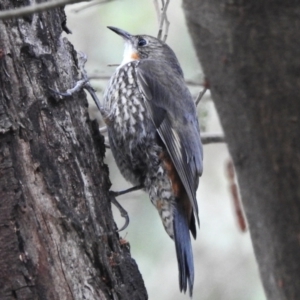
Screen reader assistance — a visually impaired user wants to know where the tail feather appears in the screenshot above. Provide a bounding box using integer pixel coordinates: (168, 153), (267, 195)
(189, 212), (197, 240)
(173, 204), (194, 297)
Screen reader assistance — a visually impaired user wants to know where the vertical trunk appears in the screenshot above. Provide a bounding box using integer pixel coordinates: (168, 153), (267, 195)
(183, 1), (300, 299)
(0, 1), (147, 299)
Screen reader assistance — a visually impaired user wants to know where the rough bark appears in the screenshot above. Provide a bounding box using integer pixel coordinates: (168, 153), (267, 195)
(0, 1), (147, 299)
(182, 1), (300, 299)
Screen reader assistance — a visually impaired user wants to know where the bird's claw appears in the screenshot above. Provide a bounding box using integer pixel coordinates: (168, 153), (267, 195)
(109, 185), (143, 232)
(109, 191), (130, 232)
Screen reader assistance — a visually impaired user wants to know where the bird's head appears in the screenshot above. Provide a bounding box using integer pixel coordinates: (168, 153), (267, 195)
(107, 26), (183, 75)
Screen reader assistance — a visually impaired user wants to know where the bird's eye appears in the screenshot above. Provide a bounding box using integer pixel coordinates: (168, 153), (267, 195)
(138, 38), (147, 47)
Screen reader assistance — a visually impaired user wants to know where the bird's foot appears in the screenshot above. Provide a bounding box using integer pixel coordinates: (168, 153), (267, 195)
(110, 184), (144, 232)
(49, 51), (105, 114)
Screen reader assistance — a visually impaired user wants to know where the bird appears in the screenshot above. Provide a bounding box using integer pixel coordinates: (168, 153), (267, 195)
(103, 26), (203, 297)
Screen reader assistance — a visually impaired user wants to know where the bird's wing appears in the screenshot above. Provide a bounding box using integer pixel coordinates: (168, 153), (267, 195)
(135, 60), (203, 224)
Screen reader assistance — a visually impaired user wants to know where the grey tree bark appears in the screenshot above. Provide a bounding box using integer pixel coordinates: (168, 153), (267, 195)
(183, 1), (300, 300)
(0, 1), (147, 299)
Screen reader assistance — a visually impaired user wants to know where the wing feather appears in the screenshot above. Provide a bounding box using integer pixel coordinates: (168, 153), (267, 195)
(136, 60), (203, 225)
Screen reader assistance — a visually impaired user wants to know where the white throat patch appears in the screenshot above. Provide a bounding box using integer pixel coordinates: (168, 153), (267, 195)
(118, 42), (139, 69)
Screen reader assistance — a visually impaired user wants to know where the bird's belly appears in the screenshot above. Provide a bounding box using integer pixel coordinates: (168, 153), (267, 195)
(105, 74), (175, 238)
(107, 109), (158, 186)
(107, 112), (175, 238)
(108, 124), (175, 237)
(108, 120), (175, 238)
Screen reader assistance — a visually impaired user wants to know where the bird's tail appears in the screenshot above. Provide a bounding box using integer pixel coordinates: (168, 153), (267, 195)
(173, 201), (194, 297)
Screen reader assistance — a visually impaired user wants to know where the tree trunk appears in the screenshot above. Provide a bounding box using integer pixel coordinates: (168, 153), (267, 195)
(182, 1), (300, 299)
(0, 1), (147, 299)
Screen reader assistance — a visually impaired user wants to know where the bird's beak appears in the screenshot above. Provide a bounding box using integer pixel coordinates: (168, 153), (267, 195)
(107, 26), (131, 40)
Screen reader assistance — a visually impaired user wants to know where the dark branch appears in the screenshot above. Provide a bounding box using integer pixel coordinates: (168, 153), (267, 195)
(0, 0), (91, 20)
(201, 132), (225, 144)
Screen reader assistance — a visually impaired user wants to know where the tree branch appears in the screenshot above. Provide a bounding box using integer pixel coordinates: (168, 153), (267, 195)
(201, 132), (225, 144)
(0, 0), (90, 20)
(153, 0), (160, 22)
(157, 0), (171, 41)
(71, 0), (112, 13)
(226, 159), (247, 232)
(195, 87), (208, 105)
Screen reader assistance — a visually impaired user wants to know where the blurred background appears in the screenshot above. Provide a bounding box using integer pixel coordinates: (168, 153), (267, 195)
(65, 1), (266, 299)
